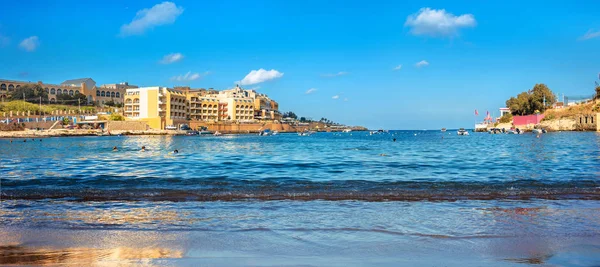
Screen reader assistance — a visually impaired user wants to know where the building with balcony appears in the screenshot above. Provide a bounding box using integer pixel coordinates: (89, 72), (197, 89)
(96, 82), (138, 105)
(186, 85), (279, 122)
(1, 78), (91, 103)
(124, 87), (187, 130)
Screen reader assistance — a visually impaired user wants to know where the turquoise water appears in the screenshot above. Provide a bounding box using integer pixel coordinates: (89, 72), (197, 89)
(1, 131), (600, 266)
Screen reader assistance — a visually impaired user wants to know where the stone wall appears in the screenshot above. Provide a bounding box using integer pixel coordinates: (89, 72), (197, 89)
(573, 114), (597, 131)
(188, 121), (314, 133)
(107, 121), (148, 131)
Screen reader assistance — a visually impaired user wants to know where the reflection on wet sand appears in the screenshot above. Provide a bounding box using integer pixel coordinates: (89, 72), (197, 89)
(0, 245), (182, 266)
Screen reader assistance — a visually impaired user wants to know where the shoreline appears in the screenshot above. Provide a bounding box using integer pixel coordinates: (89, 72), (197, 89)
(0, 129), (369, 138)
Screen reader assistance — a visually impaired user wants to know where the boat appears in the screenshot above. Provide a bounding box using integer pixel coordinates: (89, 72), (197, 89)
(441, 128), (447, 132)
(532, 129), (543, 134)
(199, 130), (212, 135)
(213, 131), (222, 136)
(457, 128), (469, 135)
(259, 129), (272, 136)
(298, 130), (314, 136)
(272, 130), (279, 135)
(186, 130), (199, 136)
(342, 129), (352, 133)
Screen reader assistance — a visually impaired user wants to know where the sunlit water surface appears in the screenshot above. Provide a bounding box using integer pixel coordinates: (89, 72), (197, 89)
(1, 131), (600, 266)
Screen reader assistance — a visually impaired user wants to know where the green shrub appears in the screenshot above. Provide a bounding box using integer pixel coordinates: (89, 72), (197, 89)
(109, 113), (125, 121)
(499, 113), (513, 123)
(542, 113), (555, 121)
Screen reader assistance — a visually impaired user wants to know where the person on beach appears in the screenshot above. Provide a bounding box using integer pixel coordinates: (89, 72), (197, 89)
(112, 146), (118, 151)
(141, 146), (146, 152)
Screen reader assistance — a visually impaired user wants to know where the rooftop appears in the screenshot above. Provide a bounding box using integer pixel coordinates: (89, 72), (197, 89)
(62, 78), (94, 85)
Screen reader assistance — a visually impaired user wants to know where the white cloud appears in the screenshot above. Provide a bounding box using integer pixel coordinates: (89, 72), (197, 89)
(171, 71), (209, 82)
(322, 71), (348, 77)
(160, 52), (183, 64)
(332, 95), (340, 99)
(415, 60), (429, 67)
(238, 68), (284, 85)
(306, 88), (317, 94)
(405, 8), (476, 37)
(120, 1), (184, 36)
(19, 36), (39, 52)
(247, 86), (261, 90)
(393, 65), (402, 71)
(579, 29), (600, 41)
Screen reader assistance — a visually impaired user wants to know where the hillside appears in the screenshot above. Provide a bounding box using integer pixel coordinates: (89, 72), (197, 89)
(539, 100), (600, 131)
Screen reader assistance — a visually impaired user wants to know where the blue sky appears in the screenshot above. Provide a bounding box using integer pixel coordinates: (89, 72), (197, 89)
(1, 0), (599, 129)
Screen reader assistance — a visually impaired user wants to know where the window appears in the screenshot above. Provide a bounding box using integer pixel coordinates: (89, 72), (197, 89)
(51, 88), (56, 94)
(116, 92), (120, 98)
(126, 99), (132, 104)
(57, 89), (62, 95)
(8, 84), (15, 91)
(0, 84), (6, 91)
(111, 92), (115, 98)
(69, 90), (74, 96)
(101, 91), (105, 97)
(75, 90), (80, 94)
(45, 88), (49, 93)
(96, 90), (100, 96)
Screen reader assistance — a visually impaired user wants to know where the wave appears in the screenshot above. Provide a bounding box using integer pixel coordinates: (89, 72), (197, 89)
(2, 179), (599, 201)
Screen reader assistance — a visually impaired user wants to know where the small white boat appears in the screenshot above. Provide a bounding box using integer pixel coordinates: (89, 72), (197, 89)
(457, 128), (469, 135)
(213, 131), (222, 136)
(342, 129), (352, 133)
(298, 130), (314, 136)
(259, 129), (272, 136)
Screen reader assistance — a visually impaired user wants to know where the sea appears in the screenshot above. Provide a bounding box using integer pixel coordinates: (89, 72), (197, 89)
(1, 131), (600, 266)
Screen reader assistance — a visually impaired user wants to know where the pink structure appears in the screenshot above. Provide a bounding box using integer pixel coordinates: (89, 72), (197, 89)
(513, 114), (545, 126)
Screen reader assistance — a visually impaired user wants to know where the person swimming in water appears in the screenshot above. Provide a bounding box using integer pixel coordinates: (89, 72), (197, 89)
(141, 146), (146, 152)
(393, 138), (396, 142)
(174, 149), (179, 154)
(112, 146), (118, 151)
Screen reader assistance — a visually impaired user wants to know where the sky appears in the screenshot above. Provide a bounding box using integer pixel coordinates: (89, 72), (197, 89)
(0, 0), (599, 129)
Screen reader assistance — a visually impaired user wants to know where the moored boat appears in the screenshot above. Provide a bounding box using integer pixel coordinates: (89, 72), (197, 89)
(457, 128), (469, 135)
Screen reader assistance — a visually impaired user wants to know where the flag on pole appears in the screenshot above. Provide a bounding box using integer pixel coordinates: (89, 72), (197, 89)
(475, 109), (479, 116)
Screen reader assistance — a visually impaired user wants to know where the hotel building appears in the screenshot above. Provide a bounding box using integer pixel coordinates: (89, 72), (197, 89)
(124, 87), (187, 130)
(125, 85), (281, 130)
(0, 78), (131, 105)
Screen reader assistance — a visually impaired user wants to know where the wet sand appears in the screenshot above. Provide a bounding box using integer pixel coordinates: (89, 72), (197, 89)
(2, 226), (600, 266)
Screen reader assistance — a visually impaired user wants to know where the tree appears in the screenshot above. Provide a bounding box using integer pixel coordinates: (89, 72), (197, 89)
(9, 84), (48, 103)
(529, 83), (556, 113)
(505, 83), (556, 115)
(299, 117), (306, 122)
(282, 111), (298, 119)
(56, 92), (87, 106)
(109, 113), (125, 121)
(105, 99), (123, 108)
(595, 86), (600, 100)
